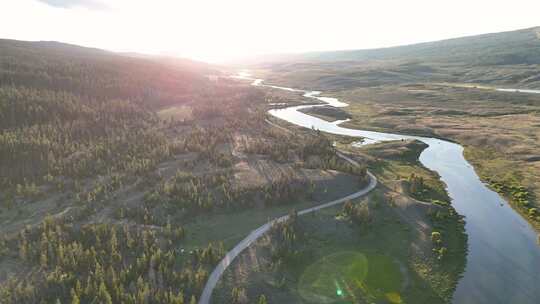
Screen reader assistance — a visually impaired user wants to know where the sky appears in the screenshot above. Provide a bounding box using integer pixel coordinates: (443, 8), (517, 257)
(1, 0), (540, 63)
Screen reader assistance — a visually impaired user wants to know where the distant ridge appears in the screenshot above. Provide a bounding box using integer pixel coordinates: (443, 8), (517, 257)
(0, 38), (218, 107)
(250, 26), (540, 66)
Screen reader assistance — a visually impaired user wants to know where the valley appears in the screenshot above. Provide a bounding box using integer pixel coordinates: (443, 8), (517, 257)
(1, 21), (540, 304)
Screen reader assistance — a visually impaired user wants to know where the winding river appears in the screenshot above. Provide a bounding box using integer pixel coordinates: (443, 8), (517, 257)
(246, 74), (540, 304)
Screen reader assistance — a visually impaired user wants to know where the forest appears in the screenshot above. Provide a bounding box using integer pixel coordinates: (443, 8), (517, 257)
(0, 216), (222, 304)
(0, 40), (368, 303)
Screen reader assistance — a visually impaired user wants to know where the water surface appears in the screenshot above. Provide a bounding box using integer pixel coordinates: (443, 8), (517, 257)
(496, 88), (540, 94)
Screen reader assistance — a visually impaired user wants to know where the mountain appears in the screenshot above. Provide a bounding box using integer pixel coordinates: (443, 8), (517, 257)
(303, 26), (540, 65)
(252, 27), (540, 90)
(0, 39), (216, 107)
(257, 26), (540, 66)
(0, 38), (221, 184)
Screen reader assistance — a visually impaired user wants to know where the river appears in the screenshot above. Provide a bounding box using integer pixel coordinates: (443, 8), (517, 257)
(245, 75), (540, 304)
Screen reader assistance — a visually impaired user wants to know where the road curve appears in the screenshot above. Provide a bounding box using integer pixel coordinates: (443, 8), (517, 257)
(198, 147), (377, 304)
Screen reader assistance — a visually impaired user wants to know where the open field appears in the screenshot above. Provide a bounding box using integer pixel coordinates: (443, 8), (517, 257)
(297, 251), (403, 304)
(158, 105), (193, 121)
(183, 169), (359, 250)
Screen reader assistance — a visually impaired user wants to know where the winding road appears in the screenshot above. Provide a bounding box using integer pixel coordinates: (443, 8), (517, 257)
(198, 142), (378, 304)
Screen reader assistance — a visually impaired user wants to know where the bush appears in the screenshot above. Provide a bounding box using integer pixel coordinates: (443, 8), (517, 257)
(431, 231), (442, 243)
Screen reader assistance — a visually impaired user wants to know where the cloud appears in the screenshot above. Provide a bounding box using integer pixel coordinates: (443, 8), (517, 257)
(37, 0), (108, 10)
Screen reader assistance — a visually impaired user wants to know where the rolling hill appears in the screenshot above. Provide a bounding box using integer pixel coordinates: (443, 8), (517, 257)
(0, 39), (216, 107)
(259, 26), (540, 65)
(253, 27), (540, 90)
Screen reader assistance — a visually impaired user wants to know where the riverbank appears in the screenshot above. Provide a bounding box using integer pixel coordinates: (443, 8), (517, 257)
(464, 146), (540, 232)
(331, 84), (540, 233)
(283, 81), (540, 233)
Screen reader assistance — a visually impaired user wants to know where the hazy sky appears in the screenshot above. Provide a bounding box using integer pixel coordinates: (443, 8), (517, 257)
(2, 0), (539, 62)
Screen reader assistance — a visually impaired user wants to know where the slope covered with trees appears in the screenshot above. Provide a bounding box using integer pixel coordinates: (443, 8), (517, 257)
(0, 39), (212, 104)
(0, 39), (216, 187)
(0, 39), (368, 303)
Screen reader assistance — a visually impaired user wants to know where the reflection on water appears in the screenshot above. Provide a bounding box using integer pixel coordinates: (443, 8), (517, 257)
(496, 88), (540, 94)
(251, 76), (540, 304)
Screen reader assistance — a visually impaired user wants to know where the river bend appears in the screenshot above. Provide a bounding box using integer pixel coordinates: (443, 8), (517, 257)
(249, 76), (540, 304)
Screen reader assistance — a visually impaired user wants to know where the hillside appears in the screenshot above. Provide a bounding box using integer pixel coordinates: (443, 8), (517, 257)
(253, 26), (540, 90)
(258, 26), (540, 65)
(0, 39), (216, 106)
(0, 39), (218, 184)
(0, 39), (373, 304)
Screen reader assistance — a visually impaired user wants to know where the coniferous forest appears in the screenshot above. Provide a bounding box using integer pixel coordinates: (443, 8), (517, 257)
(0, 39), (367, 303)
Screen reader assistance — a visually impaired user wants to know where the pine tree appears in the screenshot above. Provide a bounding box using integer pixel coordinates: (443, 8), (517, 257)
(96, 282), (113, 304)
(258, 294), (268, 304)
(19, 232), (28, 261)
(70, 288), (81, 304)
(40, 251), (48, 269)
(0, 236), (8, 257)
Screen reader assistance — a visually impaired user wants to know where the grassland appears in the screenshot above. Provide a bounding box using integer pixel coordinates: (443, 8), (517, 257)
(182, 170), (360, 250)
(157, 105), (193, 121)
(299, 106), (351, 122)
(464, 146), (540, 231)
(298, 251), (402, 303)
